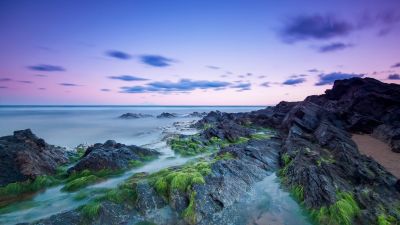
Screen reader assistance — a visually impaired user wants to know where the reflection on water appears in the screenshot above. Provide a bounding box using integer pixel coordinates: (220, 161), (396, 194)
(242, 173), (311, 225)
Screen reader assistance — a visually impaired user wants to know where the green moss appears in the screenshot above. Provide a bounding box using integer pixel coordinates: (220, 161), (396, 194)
(182, 191), (197, 224)
(282, 153), (291, 166)
(129, 160), (144, 168)
(0, 176), (59, 198)
(250, 132), (273, 140)
(317, 156), (336, 167)
(63, 169), (122, 191)
(148, 161), (210, 199)
(310, 192), (360, 225)
(214, 152), (235, 161)
(291, 185), (304, 202)
(80, 201), (101, 219)
(73, 191), (88, 201)
(234, 137), (250, 144)
(135, 221), (157, 225)
(169, 135), (230, 156)
(62, 175), (100, 192)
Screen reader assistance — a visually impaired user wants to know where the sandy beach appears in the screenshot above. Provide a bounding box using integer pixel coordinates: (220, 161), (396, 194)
(352, 134), (400, 178)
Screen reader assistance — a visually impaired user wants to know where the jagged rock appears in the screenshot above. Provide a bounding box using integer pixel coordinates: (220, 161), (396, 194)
(157, 112), (177, 118)
(309, 77), (400, 152)
(0, 129), (69, 186)
(136, 182), (166, 214)
(68, 140), (159, 173)
(187, 112), (208, 118)
(118, 113), (153, 119)
(193, 139), (281, 224)
(202, 121), (252, 142)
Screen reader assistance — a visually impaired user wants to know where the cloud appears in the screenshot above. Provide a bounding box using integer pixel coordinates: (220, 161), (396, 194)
(391, 62), (400, 68)
(260, 82), (271, 87)
(121, 79), (231, 93)
(0, 78), (12, 82)
(106, 50), (131, 60)
(258, 75), (266, 79)
(18, 80), (33, 84)
(35, 74), (48, 77)
(289, 74), (307, 78)
(0, 86), (7, 89)
(206, 65), (220, 70)
(318, 42), (353, 53)
(280, 14), (353, 43)
(28, 64), (65, 72)
(308, 69), (320, 73)
(140, 55), (174, 67)
(388, 74), (400, 80)
(100, 88), (111, 92)
(108, 75), (148, 81)
(315, 72), (364, 86)
(38, 88), (46, 90)
(282, 78), (306, 85)
(231, 82), (251, 91)
(59, 83), (80, 87)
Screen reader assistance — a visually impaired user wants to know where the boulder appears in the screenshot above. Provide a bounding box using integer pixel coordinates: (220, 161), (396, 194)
(0, 129), (69, 186)
(118, 113), (153, 119)
(68, 140), (159, 173)
(157, 112), (177, 119)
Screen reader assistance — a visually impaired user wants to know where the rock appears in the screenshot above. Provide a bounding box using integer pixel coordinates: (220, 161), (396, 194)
(119, 113), (153, 119)
(157, 112), (177, 119)
(0, 129), (69, 186)
(136, 182), (166, 214)
(309, 77), (400, 152)
(202, 121), (252, 142)
(193, 139), (281, 224)
(68, 140), (160, 173)
(187, 112), (208, 118)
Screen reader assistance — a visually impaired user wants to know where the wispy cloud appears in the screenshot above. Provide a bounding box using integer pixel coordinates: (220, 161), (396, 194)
(28, 64), (65, 72)
(388, 74), (400, 80)
(106, 50), (131, 60)
(18, 80), (33, 84)
(121, 79), (231, 93)
(100, 88), (111, 92)
(308, 69), (320, 73)
(206, 65), (220, 70)
(282, 78), (306, 85)
(231, 82), (251, 91)
(0, 78), (12, 82)
(280, 14), (353, 43)
(315, 72), (364, 85)
(108, 75), (148, 81)
(140, 55), (175, 67)
(0, 86), (7, 89)
(391, 62), (400, 68)
(318, 42), (353, 53)
(38, 88), (46, 90)
(35, 74), (48, 77)
(59, 83), (81, 87)
(260, 82), (271, 87)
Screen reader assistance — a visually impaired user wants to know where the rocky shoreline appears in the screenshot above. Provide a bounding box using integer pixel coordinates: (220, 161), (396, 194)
(0, 77), (399, 225)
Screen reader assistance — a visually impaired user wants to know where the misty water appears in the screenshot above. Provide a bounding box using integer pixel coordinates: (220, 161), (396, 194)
(0, 106), (311, 225)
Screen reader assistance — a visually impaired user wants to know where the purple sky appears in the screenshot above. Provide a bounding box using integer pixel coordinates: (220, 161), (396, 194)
(0, 0), (399, 105)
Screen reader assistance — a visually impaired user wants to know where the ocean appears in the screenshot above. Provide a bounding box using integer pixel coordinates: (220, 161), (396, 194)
(0, 106), (264, 148)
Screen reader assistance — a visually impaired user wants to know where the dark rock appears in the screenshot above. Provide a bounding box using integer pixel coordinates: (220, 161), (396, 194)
(136, 182), (166, 214)
(309, 77), (400, 152)
(187, 112), (208, 118)
(68, 140), (160, 173)
(119, 113), (153, 119)
(157, 112), (177, 119)
(0, 129), (69, 186)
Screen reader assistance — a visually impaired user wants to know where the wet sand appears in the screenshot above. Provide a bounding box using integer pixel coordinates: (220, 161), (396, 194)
(352, 134), (400, 178)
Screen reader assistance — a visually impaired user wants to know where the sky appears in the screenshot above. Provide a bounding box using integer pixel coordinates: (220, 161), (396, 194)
(0, 0), (400, 105)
